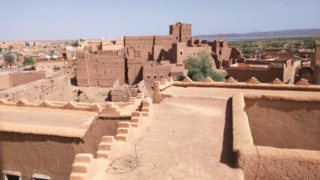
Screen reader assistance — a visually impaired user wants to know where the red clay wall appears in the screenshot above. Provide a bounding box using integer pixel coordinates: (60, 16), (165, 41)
(0, 74), (10, 90)
(227, 67), (284, 83)
(9, 71), (46, 87)
(0, 75), (72, 103)
(76, 50), (125, 87)
(245, 99), (320, 151)
(0, 116), (130, 180)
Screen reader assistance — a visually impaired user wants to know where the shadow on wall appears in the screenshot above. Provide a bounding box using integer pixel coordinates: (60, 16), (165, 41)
(220, 98), (236, 168)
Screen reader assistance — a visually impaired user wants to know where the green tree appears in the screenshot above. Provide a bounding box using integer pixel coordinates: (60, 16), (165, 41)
(71, 41), (79, 47)
(80, 39), (85, 42)
(23, 56), (35, 66)
(50, 50), (54, 57)
(9, 45), (13, 52)
(4, 54), (15, 67)
(183, 51), (226, 82)
(242, 48), (255, 54)
(0, 47), (2, 53)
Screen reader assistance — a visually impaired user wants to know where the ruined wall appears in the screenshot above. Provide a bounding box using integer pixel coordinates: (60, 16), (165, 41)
(110, 86), (139, 102)
(102, 39), (124, 51)
(76, 50), (125, 87)
(169, 22), (192, 43)
(227, 66), (284, 83)
(35, 60), (66, 71)
(208, 40), (233, 69)
(0, 75), (72, 103)
(9, 71), (46, 87)
(0, 71), (47, 91)
(265, 48), (289, 57)
(124, 36), (156, 85)
(143, 65), (171, 90)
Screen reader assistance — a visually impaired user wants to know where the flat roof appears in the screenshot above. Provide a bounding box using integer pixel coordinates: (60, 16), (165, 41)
(0, 105), (97, 138)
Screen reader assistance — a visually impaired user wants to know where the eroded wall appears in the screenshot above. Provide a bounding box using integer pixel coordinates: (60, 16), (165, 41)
(76, 50), (125, 87)
(227, 66), (284, 83)
(0, 75), (72, 103)
(245, 98), (320, 151)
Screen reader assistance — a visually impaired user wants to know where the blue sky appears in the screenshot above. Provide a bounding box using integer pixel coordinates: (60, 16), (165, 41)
(0, 0), (319, 41)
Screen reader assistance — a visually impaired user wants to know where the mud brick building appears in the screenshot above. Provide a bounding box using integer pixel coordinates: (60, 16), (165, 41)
(76, 22), (241, 88)
(227, 58), (301, 83)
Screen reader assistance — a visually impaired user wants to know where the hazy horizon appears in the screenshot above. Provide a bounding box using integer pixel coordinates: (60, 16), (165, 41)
(1, 0), (320, 41)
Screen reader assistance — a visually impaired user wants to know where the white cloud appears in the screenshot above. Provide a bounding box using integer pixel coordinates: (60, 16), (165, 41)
(275, 4), (284, 8)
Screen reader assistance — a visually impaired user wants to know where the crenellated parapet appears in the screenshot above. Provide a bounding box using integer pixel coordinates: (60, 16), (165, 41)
(69, 96), (153, 180)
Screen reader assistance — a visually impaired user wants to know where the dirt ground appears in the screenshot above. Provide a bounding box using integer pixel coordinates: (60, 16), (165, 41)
(92, 86), (319, 180)
(70, 85), (112, 103)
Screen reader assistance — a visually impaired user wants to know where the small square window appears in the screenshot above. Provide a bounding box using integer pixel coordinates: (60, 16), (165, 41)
(160, 75), (163, 78)
(154, 76), (156, 79)
(3, 170), (21, 180)
(147, 76), (150, 79)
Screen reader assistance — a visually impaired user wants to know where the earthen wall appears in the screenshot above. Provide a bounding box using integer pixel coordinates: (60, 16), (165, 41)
(227, 66), (284, 83)
(0, 74), (10, 90)
(0, 75), (72, 103)
(76, 50), (125, 87)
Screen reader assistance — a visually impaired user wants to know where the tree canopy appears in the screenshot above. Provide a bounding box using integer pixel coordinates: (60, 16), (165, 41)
(71, 41), (79, 47)
(23, 56), (35, 66)
(183, 51), (226, 82)
(4, 54), (15, 67)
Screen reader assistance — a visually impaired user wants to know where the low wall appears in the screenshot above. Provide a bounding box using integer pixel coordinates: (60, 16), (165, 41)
(233, 93), (320, 179)
(245, 95), (320, 151)
(0, 73), (10, 90)
(9, 71), (46, 87)
(70, 95), (153, 180)
(0, 94), (153, 180)
(172, 77), (320, 92)
(0, 71), (50, 91)
(153, 76), (174, 103)
(0, 75), (73, 103)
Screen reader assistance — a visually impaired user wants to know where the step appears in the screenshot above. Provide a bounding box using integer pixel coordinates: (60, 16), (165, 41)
(131, 111), (141, 117)
(98, 142), (112, 151)
(142, 107), (150, 112)
(142, 112), (149, 117)
(70, 173), (86, 180)
(131, 123), (139, 128)
(115, 134), (128, 142)
(101, 136), (114, 143)
(74, 154), (92, 163)
(97, 150), (111, 159)
(72, 163), (89, 174)
(118, 122), (130, 128)
(117, 128), (129, 134)
(130, 117), (140, 123)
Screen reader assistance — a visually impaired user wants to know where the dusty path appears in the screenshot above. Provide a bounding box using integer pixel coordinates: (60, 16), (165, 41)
(104, 95), (243, 180)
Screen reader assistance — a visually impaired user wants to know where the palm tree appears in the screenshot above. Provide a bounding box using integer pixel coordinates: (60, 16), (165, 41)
(4, 54), (15, 68)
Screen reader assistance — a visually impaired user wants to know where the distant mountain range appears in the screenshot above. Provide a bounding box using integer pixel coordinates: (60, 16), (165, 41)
(194, 29), (320, 39)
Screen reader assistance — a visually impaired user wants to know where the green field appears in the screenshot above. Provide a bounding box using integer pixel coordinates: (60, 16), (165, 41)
(227, 36), (320, 54)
